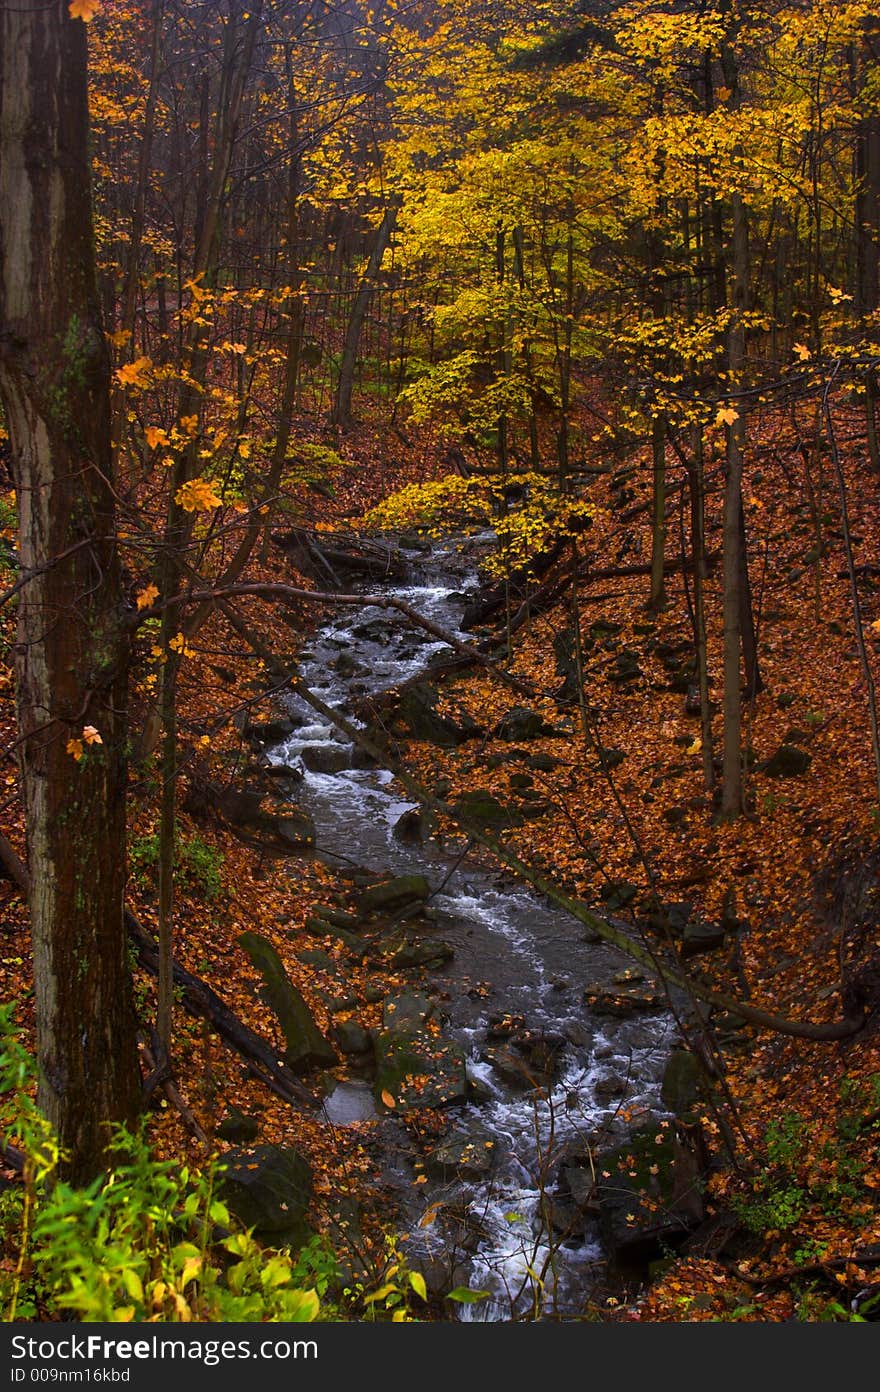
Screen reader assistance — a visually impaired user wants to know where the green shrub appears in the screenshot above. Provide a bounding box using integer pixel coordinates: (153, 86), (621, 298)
(0, 1006), (321, 1322)
(129, 828), (224, 900)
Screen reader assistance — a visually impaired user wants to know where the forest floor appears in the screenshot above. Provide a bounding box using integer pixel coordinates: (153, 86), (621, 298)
(3, 392), (880, 1321)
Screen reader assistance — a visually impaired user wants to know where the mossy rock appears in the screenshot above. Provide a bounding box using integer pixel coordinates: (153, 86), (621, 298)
(596, 1128), (705, 1267)
(385, 936), (454, 969)
(238, 931), (336, 1070)
(220, 1143), (313, 1247)
(495, 706), (558, 741)
(216, 1111), (260, 1143)
(450, 789), (522, 830)
(762, 744), (812, 778)
(373, 1030), (467, 1111)
(427, 1129), (497, 1181)
(660, 1047), (703, 1114)
(357, 873), (430, 917)
(382, 991), (435, 1033)
(395, 681), (482, 746)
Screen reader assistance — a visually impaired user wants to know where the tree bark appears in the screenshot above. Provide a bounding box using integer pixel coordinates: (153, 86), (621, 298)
(0, 0), (140, 1179)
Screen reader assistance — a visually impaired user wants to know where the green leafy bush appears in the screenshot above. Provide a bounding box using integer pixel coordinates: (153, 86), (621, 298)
(0, 1007), (321, 1322)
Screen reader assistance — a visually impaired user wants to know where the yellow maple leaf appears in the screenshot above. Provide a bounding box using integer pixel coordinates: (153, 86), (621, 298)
(178, 414), (199, 437)
(136, 583), (159, 611)
(114, 356), (152, 388)
(175, 477), (222, 513)
(686, 736), (701, 754)
(793, 342), (811, 361)
(169, 632), (194, 658)
(869, 618), (880, 634)
(66, 738), (84, 762)
(69, 0), (101, 20)
(82, 725), (103, 746)
(715, 406), (739, 428)
(144, 426), (169, 450)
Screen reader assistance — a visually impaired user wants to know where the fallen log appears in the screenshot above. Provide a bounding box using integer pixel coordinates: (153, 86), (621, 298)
(0, 837), (318, 1114)
(125, 912), (319, 1111)
(271, 526), (407, 583)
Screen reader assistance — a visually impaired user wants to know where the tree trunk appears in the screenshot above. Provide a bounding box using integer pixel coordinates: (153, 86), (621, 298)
(649, 413), (667, 611)
(0, 0), (140, 1179)
(852, 23), (880, 470)
(688, 428), (715, 792)
(720, 189), (748, 820)
(332, 199), (399, 431)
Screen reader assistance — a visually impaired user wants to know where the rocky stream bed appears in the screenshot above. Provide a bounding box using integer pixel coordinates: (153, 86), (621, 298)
(240, 534), (712, 1319)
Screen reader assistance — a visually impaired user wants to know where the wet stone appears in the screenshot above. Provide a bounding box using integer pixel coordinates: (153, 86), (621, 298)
(220, 1144), (314, 1247)
(583, 981), (664, 1017)
(426, 1130), (497, 1182)
(357, 874), (430, 917)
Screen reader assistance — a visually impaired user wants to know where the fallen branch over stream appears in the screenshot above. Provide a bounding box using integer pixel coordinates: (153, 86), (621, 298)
(136, 580), (538, 701)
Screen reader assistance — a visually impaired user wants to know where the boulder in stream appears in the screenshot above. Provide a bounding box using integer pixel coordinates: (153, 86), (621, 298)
(660, 1047), (703, 1115)
(393, 806), (435, 843)
(583, 979), (664, 1017)
(357, 873), (430, 918)
(427, 1128), (498, 1182)
(382, 991), (435, 1032)
(300, 744), (353, 774)
(391, 681), (483, 746)
(594, 1127), (705, 1267)
(373, 1028), (468, 1111)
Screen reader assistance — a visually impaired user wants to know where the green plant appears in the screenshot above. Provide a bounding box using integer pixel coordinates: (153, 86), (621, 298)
(341, 1236), (430, 1322)
(0, 1008), (322, 1323)
(765, 1112), (808, 1169)
(129, 827), (223, 899)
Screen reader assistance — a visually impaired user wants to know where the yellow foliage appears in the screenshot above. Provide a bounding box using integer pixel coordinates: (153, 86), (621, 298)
(175, 477), (221, 513)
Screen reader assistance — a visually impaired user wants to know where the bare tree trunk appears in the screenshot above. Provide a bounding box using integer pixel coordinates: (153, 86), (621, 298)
(153, 0), (264, 1058)
(721, 188), (748, 820)
(649, 413), (667, 611)
(851, 24), (880, 470)
(332, 199), (398, 431)
(688, 428), (715, 792)
(0, 0), (140, 1179)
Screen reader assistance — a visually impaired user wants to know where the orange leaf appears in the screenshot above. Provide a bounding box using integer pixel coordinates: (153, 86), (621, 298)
(136, 583), (159, 611)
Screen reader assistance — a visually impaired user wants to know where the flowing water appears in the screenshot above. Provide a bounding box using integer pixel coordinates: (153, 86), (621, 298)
(268, 536), (677, 1319)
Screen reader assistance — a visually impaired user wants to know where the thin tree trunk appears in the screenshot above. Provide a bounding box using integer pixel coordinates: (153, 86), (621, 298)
(649, 413), (667, 611)
(688, 428), (715, 791)
(721, 188), (748, 820)
(332, 199), (399, 431)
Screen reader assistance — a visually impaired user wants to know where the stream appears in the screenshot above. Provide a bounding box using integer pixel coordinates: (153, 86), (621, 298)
(267, 535), (678, 1320)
